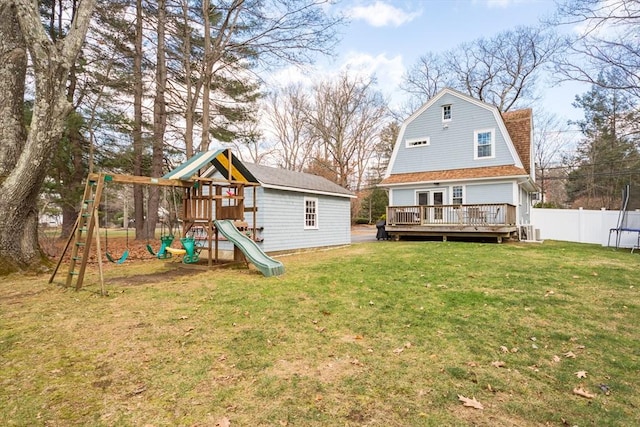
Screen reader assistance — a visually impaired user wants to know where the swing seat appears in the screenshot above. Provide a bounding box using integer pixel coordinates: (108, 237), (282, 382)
(180, 237), (200, 264)
(165, 246), (187, 256)
(106, 249), (129, 264)
(148, 235), (174, 259)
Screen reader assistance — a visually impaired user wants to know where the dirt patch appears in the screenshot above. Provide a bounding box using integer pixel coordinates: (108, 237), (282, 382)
(269, 356), (363, 383)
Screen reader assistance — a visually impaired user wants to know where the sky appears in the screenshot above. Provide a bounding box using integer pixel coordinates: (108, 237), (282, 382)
(270, 0), (588, 128)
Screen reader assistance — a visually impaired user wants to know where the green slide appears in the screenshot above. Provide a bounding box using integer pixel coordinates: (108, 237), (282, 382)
(214, 220), (285, 277)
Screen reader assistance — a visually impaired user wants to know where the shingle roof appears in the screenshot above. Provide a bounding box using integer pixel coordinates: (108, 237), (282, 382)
(501, 108), (532, 174)
(379, 165), (529, 186)
(244, 163), (354, 198)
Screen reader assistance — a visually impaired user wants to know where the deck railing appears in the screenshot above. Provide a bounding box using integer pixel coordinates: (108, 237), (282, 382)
(387, 203), (516, 227)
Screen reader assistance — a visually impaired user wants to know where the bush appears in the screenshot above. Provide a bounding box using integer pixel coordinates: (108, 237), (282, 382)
(354, 218), (370, 224)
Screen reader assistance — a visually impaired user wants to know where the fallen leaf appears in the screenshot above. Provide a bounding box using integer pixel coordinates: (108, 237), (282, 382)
(500, 345), (509, 353)
(564, 351), (576, 359)
(544, 290), (555, 297)
(218, 354), (227, 362)
(354, 334), (364, 340)
(404, 342), (412, 349)
(575, 370), (588, 378)
(573, 387), (595, 399)
(552, 355), (561, 363)
(599, 384), (611, 395)
(458, 394), (484, 410)
(466, 361), (478, 367)
(491, 360), (505, 368)
(576, 345), (585, 350)
(393, 347), (404, 354)
(215, 417), (231, 427)
(510, 347), (519, 353)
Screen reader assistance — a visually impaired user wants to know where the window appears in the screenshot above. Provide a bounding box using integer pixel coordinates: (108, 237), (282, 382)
(452, 186), (463, 205)
(406, 137), (429, 148)
(304, 197), (318, 229)
(474, 128), (494, 159)
(442, 104), (452, 121)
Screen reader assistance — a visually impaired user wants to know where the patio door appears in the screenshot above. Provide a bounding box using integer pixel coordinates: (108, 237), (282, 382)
(433, 191), (444, 221)
(416, 190), (445, 222)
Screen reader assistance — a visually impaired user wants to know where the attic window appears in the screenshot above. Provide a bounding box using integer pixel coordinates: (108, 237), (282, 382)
(406, 137), (430, 148)
(442, 104), (452, 121)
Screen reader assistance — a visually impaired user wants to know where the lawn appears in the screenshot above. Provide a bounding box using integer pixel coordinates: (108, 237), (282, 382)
(1, 240), (639, 426)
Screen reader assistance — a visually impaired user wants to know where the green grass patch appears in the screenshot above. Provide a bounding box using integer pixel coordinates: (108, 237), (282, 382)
(1, 240), (639, 426)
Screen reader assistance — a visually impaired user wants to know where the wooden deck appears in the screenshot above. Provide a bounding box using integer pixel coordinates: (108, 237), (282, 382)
(386, 203), (517, 242)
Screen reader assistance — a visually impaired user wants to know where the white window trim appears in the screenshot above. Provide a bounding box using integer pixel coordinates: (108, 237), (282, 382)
(474, 128), (495, 160)
(442, 104), (452, 122)
(406, 137), (430, 148)
(304, 197), (319, 230)
(451, 185), (464, 205)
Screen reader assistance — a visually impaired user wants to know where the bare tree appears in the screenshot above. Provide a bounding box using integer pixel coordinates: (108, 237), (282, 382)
(533, 111), (572, 204)
(0, 0), (95, 272)
(172, 0), (344, 158)
(266, 83), (315, 171)
(306, 73), (388, 190)
(403, 26), (560, 111)
(551, 0), (640, 97)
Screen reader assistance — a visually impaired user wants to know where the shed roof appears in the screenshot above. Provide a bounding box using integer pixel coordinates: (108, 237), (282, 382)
(243, 163), (354, 198)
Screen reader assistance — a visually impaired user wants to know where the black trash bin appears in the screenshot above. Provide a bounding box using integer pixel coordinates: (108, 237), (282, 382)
(376, 220), (390, 240)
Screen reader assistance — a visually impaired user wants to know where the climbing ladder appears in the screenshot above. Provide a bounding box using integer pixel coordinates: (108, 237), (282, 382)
(49, 174), (105, 290)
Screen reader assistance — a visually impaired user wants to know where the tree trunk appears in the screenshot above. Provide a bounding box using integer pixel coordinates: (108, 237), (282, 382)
(147, 0), (167, 240)
(0, 0), (95, 273)
(133, 0), (145, 239)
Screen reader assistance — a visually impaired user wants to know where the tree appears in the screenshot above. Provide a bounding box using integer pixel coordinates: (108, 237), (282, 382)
(266, 83), (315, 171)
(306, 73), (388, 190)
(402, 26), (560, 112)
(0, 0), (95, 273)
(565, 80), (640, 209)
(552, 0), (640, 98)
(533, 111), (572, 205)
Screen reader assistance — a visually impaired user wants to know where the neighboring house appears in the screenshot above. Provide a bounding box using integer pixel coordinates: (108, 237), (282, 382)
(206, 161), (355, 252)
(379, 88), (537, 242)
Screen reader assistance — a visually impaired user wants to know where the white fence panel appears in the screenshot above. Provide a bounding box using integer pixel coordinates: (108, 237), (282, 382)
(531, 207), (640, 248)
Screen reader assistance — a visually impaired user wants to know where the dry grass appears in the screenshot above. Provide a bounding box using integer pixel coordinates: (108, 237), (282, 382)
(1, 240), (639, 426)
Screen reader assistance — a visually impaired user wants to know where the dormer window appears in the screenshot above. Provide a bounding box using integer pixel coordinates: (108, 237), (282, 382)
(442, 104), (452, 121)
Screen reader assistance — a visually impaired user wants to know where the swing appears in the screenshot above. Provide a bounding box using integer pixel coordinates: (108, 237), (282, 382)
(145, 187), (174, 259)
(104, 186), (130, 264)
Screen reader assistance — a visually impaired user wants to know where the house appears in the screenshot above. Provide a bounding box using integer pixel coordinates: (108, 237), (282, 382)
(204, 160), (355, 253)
(378, 88), (537, 242)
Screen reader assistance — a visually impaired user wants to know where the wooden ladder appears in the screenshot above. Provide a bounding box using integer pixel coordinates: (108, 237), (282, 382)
(50, 174), (105, 290)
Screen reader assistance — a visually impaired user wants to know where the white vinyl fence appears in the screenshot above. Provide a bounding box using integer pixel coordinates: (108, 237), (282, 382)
(530, 207), (640, 248)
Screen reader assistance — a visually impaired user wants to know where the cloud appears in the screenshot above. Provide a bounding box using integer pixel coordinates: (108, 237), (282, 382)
(479, 0), (526, 8)
(348, 1), (421, 27)
(340, 51), (405, 88)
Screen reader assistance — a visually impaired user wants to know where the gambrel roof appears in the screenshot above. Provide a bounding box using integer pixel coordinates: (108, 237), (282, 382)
(380, 88), (534, 187)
